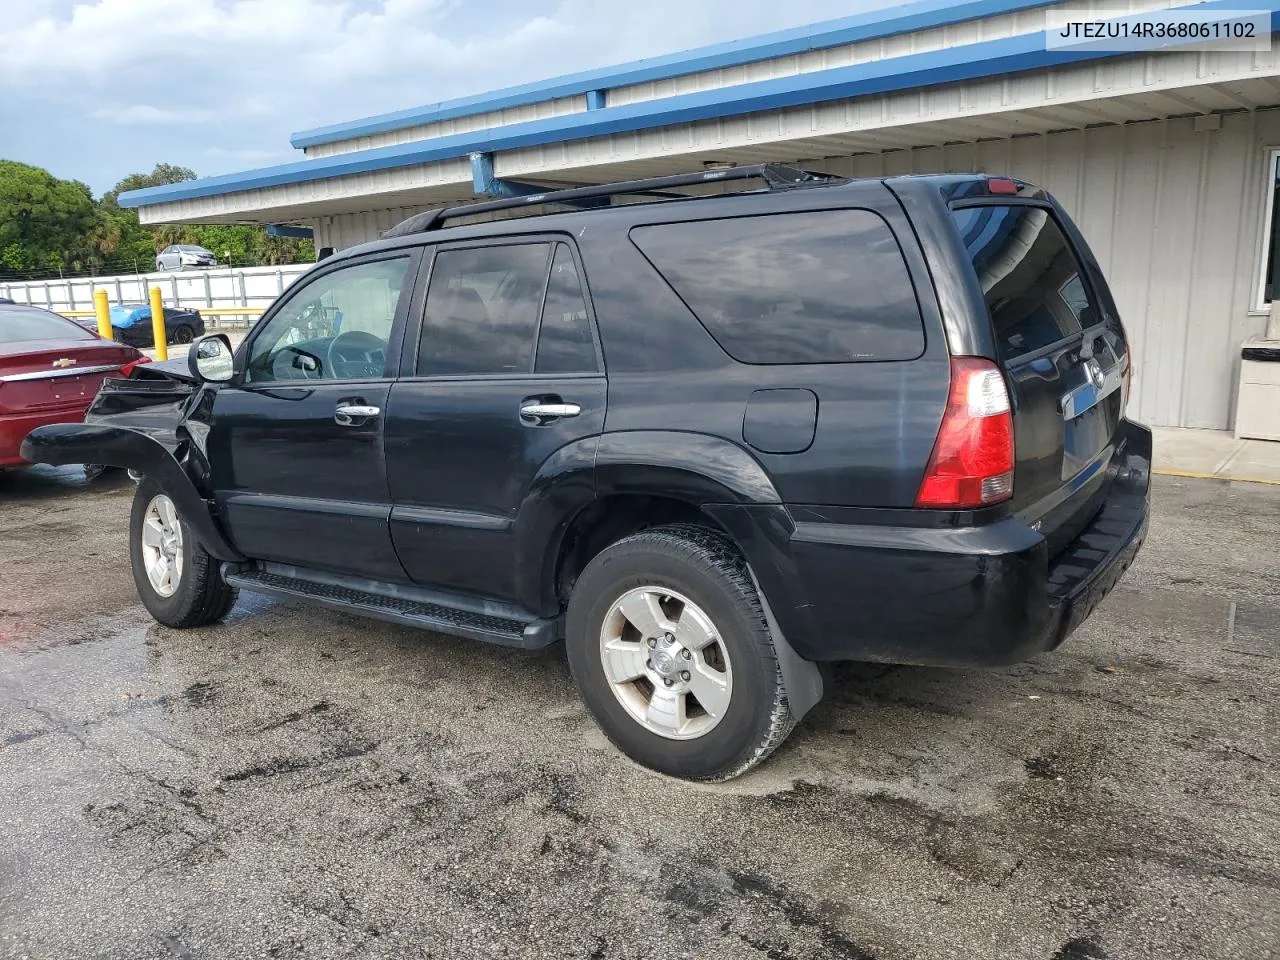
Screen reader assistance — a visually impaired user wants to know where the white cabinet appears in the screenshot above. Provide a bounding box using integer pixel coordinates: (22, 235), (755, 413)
(1236, 341), (1280, 441)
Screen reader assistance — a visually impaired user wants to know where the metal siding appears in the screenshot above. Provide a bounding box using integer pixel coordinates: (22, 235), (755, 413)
(305, 95), (587, 159)
(314, 206), (432, 250)
(797, 112), (1274, 429)
(1182, 115), (1248, 427)
(493, 47), (1280, 180)
(606, 0), (1179, 108)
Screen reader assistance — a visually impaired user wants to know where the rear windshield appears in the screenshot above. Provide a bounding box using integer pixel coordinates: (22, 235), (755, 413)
(950, 205), (1097, 361)
(630, 210), (924, 364)
(0, 306), (90, 343)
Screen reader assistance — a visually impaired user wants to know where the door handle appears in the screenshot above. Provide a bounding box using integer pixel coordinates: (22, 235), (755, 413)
(335, 403), (380, 426)
(520, 400), (581, 423)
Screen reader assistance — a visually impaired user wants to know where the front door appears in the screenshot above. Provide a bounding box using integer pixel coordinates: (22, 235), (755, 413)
(384, 238), (606, 606)
(208, 251), (419, 580)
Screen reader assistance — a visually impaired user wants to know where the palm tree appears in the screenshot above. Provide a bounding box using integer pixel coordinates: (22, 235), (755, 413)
(151, 224), (198, 252)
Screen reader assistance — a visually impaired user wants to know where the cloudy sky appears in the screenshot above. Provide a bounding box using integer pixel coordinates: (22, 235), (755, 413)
(1, 0), (892, 196)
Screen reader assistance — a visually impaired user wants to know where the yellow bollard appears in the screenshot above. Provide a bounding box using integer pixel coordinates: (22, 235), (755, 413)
(93, 288), (112, 340)
(148, 286), (168, 361)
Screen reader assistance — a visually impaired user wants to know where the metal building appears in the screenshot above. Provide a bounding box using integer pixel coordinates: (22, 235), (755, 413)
(118, 0), (1280, 431)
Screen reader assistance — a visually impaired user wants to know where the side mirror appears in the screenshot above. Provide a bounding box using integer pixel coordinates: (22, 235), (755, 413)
(189, 333), (235, 383)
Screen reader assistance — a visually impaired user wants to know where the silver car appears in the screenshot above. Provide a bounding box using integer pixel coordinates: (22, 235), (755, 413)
(155, 244), (217, 271)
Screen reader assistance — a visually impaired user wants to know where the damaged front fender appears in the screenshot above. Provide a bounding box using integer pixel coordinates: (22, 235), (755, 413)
(21, 422), (245, 562)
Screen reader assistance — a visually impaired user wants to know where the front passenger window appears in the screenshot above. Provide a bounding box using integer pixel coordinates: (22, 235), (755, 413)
(245, 256), (410, 382)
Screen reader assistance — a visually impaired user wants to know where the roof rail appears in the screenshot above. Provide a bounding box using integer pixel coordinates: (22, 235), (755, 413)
(382, 164), (840, 239)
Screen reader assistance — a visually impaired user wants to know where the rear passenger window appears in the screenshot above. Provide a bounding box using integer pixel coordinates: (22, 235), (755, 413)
(630, 210), (924, 364)
(535, 244), (597, 374)
(950, 205), (1093, 361)
(418, 243), (550, 376)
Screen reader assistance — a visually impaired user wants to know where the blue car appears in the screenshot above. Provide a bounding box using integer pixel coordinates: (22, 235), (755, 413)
(75, 304), (206, 347)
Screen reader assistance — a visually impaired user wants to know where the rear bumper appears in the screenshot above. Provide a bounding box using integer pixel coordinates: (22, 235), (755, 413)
(0, 404), (92, 466)
(712, 419), (1151, 666)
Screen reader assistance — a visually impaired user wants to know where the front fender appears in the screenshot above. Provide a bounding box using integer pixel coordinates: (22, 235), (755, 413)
(20, 423), (245, 562)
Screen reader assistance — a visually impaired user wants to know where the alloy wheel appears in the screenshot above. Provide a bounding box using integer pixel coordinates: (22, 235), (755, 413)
(598, 586), (733, 740)
(140, 494), (184, 597)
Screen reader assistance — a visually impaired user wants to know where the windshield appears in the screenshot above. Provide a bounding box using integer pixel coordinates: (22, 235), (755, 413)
(0, 306), (91, 344)
(178, 245), (207, 253)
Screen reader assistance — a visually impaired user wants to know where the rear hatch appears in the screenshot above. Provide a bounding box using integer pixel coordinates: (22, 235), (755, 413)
(948, 199), (1131, 557)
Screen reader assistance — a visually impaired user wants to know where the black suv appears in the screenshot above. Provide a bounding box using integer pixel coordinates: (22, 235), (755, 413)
(23, 165), (1150, 781)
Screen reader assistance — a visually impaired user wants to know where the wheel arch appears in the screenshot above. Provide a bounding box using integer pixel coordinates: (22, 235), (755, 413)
(524, 432), (824, 717)
(514, 430), (783, 614)
(549, 493), (734, 608)
(21, 423), (245, 562)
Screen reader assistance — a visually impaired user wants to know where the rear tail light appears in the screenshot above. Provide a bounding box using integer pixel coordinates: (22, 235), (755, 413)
(987, 177), (1019, 195)
(119, 356), (152, 378)
(916, 357), (1015, 509)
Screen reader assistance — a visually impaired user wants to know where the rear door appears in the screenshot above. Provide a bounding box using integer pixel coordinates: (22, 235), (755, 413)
(384, 237), (606, 605)
(949, 201), (1130, 552)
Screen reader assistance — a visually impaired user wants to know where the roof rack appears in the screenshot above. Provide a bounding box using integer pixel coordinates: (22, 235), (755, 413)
(382, 164), (840, 239)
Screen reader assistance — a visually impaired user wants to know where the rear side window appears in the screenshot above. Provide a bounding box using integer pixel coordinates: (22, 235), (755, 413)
(630, 210), (924, 364)
(418, 243), (551, 376)
(535, 243), (597, 374)
(950, 205), (1095, 361)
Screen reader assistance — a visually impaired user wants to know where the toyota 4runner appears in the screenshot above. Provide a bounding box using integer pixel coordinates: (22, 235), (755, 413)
(23, 165), (1151, 781)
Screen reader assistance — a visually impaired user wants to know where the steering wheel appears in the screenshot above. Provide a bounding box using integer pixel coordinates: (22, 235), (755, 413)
(327, 329), (387, 379)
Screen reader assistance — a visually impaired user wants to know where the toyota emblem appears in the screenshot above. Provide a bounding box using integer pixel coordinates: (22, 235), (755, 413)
(1088, 360), (1105, 389)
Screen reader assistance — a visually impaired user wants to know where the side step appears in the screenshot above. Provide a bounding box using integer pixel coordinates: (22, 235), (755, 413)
(223, 568), (559, 649)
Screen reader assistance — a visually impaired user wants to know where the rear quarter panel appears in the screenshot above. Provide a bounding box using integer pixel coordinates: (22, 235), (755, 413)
(585, 183), (950, 509)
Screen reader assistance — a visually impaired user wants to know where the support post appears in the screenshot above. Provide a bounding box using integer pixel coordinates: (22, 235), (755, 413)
(93, 288), (112, 341)
(470, 151), (544, 199)
(149, 286), (168, 361)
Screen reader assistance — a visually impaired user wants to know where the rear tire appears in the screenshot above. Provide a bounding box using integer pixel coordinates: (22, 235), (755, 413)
(130, 477), (237, 628)
(566, 524), (796, 781)
(172, 325), (194, 345)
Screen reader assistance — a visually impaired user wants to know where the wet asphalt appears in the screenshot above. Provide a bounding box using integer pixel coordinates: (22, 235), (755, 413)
(0, 466), (1277, 960)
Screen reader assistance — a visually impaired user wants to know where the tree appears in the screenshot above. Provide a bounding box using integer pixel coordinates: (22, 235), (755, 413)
(104, 166), (199, 260)
(101, 163), (196, 207)
(151, 223), (200, 249)
(0, 159), (316, 278)
(0, 160), (99, 274)
(193, 223), (257, 266)
(253, 232), (315, 266)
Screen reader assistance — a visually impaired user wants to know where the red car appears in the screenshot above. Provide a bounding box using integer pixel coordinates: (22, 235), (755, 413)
(0, 303), (147, 468)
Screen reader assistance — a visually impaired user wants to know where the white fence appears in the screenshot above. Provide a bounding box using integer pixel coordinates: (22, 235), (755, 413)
(0, 264), (314, 327)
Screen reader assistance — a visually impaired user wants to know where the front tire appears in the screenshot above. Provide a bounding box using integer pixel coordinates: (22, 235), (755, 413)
(566, 524), (796, 781)
(130, 478), (237, 628)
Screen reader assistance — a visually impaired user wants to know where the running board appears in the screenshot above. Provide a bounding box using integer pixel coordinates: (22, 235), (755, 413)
(223, 568), (559, 649)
